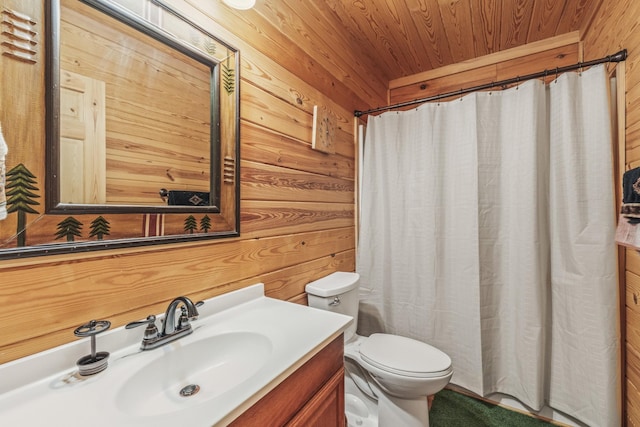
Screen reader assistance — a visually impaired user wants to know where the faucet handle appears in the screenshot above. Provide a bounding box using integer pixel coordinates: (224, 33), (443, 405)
(177, 301), (204, 330)
(194, 300), (204, 315)
(177, 303), (199, 329)
(125, 315), (159, 341)
(192, 300), (205, 318)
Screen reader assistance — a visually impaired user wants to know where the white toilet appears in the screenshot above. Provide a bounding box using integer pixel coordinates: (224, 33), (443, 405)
(306, 272), (453, 427)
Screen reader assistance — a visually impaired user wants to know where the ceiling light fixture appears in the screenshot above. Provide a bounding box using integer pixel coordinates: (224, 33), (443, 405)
(222, 0), (256, 10)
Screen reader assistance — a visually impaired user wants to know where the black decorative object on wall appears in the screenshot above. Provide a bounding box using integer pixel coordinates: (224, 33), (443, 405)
(160, 189), (210, 206)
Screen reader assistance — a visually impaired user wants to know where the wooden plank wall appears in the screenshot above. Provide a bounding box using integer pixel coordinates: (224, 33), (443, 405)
(583, 0), (640, 424)
(0, 0), (385, 365)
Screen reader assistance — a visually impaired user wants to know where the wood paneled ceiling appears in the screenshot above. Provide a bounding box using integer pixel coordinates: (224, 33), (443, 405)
(253, 0), (605, 82)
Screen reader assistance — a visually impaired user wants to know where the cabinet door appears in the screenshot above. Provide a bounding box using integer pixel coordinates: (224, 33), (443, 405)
(286, 367), (345, 427)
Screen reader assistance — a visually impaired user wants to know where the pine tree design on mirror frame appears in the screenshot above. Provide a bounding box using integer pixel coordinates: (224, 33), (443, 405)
(5, 163), (40, 247)
(184, 215), (197, 234)
(222, 51), (235, 94)
(89, 216), (111, 240)
(200, 214), (211, 233)
(55, 217), (83, 242)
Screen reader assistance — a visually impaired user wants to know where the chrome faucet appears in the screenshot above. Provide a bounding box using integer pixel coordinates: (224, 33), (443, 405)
(162, 296), (199, 336)
(126, 296), (203, 351)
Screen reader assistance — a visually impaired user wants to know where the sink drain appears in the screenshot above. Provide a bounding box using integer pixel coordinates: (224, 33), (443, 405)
(179, 384), (200, 397)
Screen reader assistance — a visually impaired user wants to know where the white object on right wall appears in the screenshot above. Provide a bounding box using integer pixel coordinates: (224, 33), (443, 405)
(615, 214), (640, 248)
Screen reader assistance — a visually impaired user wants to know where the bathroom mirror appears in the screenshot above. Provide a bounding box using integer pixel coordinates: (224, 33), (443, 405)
(0, 0), (239, 259)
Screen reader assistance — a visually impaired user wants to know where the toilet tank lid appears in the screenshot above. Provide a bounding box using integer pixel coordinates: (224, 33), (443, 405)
(305, 272), (360, 297)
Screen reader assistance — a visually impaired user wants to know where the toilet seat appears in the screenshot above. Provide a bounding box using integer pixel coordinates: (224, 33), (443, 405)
(359, 334), (452, 379)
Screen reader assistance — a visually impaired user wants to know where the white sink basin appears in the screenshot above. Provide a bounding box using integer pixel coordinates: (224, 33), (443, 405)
(116, 332), (272, 416)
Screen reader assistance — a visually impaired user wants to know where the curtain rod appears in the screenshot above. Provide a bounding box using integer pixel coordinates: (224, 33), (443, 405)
(354, 49), (628, 118)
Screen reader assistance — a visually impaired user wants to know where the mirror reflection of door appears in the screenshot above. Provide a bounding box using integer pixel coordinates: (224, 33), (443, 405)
(59, 69), (106, 204)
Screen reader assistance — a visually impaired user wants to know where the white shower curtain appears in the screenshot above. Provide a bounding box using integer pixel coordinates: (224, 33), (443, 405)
(357, 64), (619, 427)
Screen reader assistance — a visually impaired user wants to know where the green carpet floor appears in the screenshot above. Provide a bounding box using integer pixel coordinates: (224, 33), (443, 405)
(429, 389), (556, 427)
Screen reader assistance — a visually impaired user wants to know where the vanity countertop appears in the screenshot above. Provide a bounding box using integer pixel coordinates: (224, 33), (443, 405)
(0, 284), (352, 426)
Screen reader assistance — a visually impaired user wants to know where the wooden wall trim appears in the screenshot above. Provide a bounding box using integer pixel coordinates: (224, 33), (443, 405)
(617, 62), (627, 197)
(390, 31), (581, 90)
(616, 62), (627, 424)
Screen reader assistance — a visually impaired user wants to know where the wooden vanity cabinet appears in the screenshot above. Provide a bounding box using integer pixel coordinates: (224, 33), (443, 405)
(229, 334), (345, 427)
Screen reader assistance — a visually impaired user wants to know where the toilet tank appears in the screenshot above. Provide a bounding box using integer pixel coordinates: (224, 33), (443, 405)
(305, 272), (359, 342)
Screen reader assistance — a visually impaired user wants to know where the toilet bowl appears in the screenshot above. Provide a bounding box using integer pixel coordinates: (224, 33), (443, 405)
(306, 272), (453, 427)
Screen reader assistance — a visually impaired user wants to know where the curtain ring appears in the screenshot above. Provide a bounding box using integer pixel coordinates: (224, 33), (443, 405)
(459, 88), (463, 101)
(555, 67), (559, 82)
(516, 76), (520, 90)
(578, 62), (583, 75)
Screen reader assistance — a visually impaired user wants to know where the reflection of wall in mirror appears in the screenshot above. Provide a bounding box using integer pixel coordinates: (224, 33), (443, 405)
(60, 0), (211, 206)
